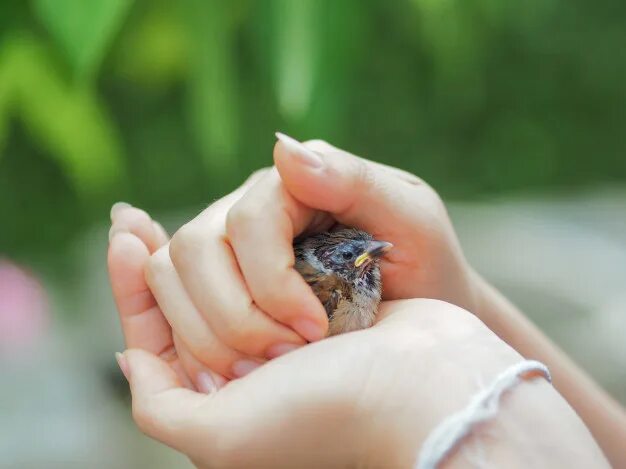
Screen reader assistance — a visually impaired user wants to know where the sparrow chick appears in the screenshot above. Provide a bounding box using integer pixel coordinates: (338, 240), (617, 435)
(293, 228), (392, 336)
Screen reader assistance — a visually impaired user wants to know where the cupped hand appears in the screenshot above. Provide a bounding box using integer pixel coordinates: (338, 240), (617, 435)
(120, 134), (478, 383)
(118, 298), (535, 469)
(108, 213), (605, 468)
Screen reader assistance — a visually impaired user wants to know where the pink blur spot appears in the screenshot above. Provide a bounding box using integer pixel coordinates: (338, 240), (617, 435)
(0, 259), (49, 352)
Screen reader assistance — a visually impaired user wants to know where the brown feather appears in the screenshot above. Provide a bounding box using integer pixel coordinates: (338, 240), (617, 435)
(293, 227), (384, 336)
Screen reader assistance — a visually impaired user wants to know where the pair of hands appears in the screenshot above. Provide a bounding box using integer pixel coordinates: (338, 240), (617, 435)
(107, 135), (563, 467)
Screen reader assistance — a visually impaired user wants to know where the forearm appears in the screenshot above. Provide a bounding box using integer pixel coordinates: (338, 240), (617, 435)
(472, 269), (626, 467)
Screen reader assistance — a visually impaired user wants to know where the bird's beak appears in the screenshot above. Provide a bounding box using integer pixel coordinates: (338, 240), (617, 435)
(354, 240), (393, 267)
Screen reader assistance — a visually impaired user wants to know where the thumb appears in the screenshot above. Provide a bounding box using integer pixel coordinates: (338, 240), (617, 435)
(121, 349), (209, 452)
(273, 133), (433, 236)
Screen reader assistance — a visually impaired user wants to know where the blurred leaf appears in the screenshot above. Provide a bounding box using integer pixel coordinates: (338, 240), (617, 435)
(183, 0), (240, 172)
(411, 0), (486, 114)
(303, 0), (366, 138)
(112, 2), (189, 90)
(0, 58), (12, 154)
(0, 34), (124, 196)
(273, 0), (319, 121)
(2, 0), (626, 265)
(33, 0), (132, 80)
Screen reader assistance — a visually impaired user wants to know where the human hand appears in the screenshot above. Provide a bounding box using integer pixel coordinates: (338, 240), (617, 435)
(105, 175), (607, 468)
(113, 296), (605, 468)
(132, 134), (478, 383)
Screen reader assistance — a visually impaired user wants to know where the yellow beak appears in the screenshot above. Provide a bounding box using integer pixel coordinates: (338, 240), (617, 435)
(354, 240), (393, 267)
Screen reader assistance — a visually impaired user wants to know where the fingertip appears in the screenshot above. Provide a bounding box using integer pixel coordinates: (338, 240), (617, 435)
(110, 201), (132, 221)
(292, 317), (327, 342)
(288, 290), (329, 342)
(274, 132), (325, 169)
(108, 205), (161, 253)
(108, 231), (151, 271)
(273, 134), (351, 215)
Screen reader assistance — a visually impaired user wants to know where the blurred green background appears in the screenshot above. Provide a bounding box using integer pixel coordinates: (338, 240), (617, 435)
(1, 1), (626, 467)
(3, 0), (626, 266)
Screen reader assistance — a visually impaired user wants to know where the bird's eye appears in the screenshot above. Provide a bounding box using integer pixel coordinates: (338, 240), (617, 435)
(342, 251), (354, 260)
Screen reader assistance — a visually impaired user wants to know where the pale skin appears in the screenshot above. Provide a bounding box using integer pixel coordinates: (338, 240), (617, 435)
(108, 135), (625, 467)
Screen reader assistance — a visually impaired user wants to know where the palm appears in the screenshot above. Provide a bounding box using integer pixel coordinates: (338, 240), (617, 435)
(176, 300), (426, 468)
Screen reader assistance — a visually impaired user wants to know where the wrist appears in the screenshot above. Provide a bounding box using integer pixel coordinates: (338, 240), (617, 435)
(355, 305), (527, 466)
(464, 266), (507, 322)
(445, 378), (609, 468)
(366, 367), (607, 469)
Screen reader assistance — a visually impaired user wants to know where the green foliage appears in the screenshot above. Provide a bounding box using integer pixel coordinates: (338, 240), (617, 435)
(183, 0), (241, 171)
(33, 0), (133, 80)
(0, 34), (124, 197)
(273, 0), (319, 120)
(1, 0), (626, 261)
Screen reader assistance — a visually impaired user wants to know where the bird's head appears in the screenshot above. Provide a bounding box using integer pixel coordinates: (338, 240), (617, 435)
(297, 228), (392, 290)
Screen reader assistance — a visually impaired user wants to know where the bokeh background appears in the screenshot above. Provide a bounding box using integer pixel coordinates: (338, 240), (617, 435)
(1, 0), (625, 467)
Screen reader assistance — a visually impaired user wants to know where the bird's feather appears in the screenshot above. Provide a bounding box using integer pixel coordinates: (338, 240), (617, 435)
(294, 255), (344, 319)
(293, 227), (385, 336)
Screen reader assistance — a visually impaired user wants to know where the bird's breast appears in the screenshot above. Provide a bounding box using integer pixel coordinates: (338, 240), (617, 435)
(293, 249), (381, 336)
(327, 291), (378, 336)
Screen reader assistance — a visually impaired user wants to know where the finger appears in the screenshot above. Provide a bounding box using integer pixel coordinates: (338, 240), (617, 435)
(275, 133), (440, 233)
(108, 231), (192, 386)
(275, 134), (451, 304)
(302, 139), (426, 186)
(108, 204), (170, 351)
(108, 232), (173, 355)
(109, 203), (165, 253)
(224, 169), (329, 341)
(274, 134), (448, 260)
(169, 174), (308, 358)
(121, 349), (211, 454)
(173, 333), (228, 392)
(146, 246), (264, 378)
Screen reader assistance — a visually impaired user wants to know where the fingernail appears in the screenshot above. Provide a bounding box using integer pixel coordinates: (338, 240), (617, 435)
(232, 360), (261, 378)
(292, 318), (326, 342)
(275, 132), (324, 168)
(110, 201), (131, 221)
(266, 343), (301, 359)
(115, 352), (130, 381)
(197, 371), (217, 394)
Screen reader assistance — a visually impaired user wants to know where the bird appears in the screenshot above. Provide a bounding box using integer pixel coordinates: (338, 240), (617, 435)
(293, 227), (392, 336)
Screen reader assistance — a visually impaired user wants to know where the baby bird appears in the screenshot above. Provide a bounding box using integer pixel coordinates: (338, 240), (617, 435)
(293, 228), (392, 336)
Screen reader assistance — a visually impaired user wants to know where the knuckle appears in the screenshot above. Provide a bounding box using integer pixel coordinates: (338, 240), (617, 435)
(410, 183), (448, 224)
(395, 169), (425, 186)
(354, 158), (378, 192)
(169, 223), (202, 264)
(225, 201), (257, 238)
(421, 184), (444, 208)
(245, 167), (271, 185)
